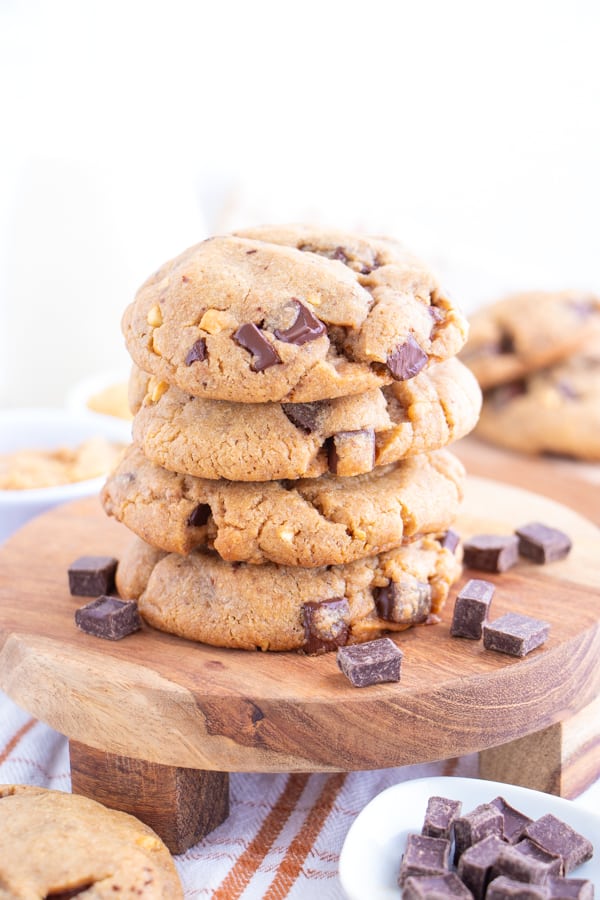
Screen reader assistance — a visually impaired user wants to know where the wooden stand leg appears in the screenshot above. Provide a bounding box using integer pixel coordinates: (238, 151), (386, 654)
(479, 695), (600, 798)
(69, 740), (229, 854)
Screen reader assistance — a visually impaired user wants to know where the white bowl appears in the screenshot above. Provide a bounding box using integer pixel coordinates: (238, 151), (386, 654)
(65, 368), (131, 421)
(0, 408), (131, 544)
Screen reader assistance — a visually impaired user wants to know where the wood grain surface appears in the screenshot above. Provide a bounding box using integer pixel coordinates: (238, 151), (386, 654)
(0, 474), (599, 774)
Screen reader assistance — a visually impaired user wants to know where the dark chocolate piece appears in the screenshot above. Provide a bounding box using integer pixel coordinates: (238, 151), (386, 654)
(68, 556), (118, 597)
(281, 401), (325, 434)
(483, 613), (550, 658)
(386, 334), (428, 381)
(546, 877), (594, 900)
(402, 873), (474, 900)
(493, 841), (562, 884)
(274, 300), (326, 345)
(454, 803), (504, 863)
(463, 535), (519, 573)
(185, 338), (207, 365)
(487, 876), (550, 900)
(441, 530), (461, 553)
(524, 814), (594, 874)
(491, 796), (534, 843)
(515, 523), (572, 564)
(375, 580), (432, 625)
(336, 637), (402, 687)
(187, 503), (211, 527)
(332, 246), (349, 262)
(233, 323), (282, 371)
(301, 597), (350, 654)
(450, 579), (495, 640)
(422, 796), (463, 839)
(498, 330), (516, 354)
(399, 833), (451, 884)
(327, 429), (375, 476)
(46, 886), (95, 899)
(515, 840), (563, 876)
(75, 596), (142, 641)
(458, 834), (506, 900)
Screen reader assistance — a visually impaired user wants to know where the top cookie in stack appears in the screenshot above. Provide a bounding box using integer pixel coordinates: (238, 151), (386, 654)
(103, 225), (482, 653)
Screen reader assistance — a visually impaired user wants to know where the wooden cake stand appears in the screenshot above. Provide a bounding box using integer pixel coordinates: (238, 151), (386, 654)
(0, 475), (599, 854)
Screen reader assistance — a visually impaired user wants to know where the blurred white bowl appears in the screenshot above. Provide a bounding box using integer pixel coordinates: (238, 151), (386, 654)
(0, 408), (131, 544)
(65, 369), (131, 421)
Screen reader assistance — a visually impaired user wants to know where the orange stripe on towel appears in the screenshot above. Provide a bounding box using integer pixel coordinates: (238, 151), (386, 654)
(0, 717), (36, 766)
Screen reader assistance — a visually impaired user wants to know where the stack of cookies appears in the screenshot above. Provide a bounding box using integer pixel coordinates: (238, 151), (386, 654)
(102, 225), (482, 653)
(460, 290), (600, 460)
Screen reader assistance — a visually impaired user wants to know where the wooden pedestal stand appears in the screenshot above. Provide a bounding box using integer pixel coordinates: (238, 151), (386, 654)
(1, 476), (599, 854)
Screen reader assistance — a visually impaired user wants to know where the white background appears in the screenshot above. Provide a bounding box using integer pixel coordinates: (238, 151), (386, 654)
(1, 0), (599, 407)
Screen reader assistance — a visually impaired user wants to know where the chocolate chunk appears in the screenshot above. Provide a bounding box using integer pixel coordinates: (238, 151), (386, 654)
(375, 580), (432, 625)
(187, 503), (211, 527)
(185, 338), (207, 365)
(441, 530), (461, 553)
(454, 803), (504, 863)
(387, 334), (428, 381)
(429, 305), (445, 324)
(301, 597), (350, 654)
(463, 535), (519, 573)
(332, 246), (349, 262)
(399, 833), (451, 884)
(327, 428), (376, 476)
(483, 613), (550, 658)
(274, 300), (326, 345)
(491, 797), (533, 843)
(499, 330), (516, 354)
(458, 834), (506, 900)
(487, 876), (550, 900)
(490, 381), (528, 407)
(402, 873), (474, 900)
(46, 886), (95, 899)
(546, 877), (594, 900)
(515, 523), (572, 564)
(523, 814), (594, 874)
(336, 637), (402, 687)
(493, 841), (562, 884)
(281, 401), (325, 434)
(68, 556), (118, 597)
(75, 596), (142, 641)
(233, 323), (282, 371)
(422, 796), (463, 839)
(450, 579), (495, 640)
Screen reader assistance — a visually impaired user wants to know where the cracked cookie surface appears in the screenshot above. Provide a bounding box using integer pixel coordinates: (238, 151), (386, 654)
(102, 446), (465, 566)
(129, 357), (480, 481)
(0, 784), (182, 898)
(461, 290), (600, 390)
(116, 534), (461, 652)
(122, 224), (469, 403)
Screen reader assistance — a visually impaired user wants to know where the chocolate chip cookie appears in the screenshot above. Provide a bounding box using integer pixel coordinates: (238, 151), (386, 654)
(475, 341), (600, 459)
(122, 225), (469, 403)
(461, 290), (600, 390)
(129, 357), (481, 481)
(116, 533), (462, 652)
(102, 445), (465, 565)
(0, 784), (182, 898)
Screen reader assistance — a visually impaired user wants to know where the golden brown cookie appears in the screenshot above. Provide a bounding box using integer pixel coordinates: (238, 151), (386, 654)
(129, 357), (481, 481)
(116, 534), (462, 652)
(461, 290), (600, 390)
(102, 445), (465, 566)
(122, 224), (469, 403)
(0, 784), (182, 898)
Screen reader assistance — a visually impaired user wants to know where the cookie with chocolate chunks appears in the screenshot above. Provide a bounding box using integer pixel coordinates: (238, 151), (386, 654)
(122, 224), (469, 403)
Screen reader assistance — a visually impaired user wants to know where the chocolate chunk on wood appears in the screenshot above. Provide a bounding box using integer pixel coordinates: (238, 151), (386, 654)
(233, 323), (282, 371)
(68, 555), (118, 597)
(274, 299), (326, 345)
(454, 803), (504, 863)
(185, 338), (207, 365)
(491, 796), (533, 843)
(493, 841), (562, 884)
(336, 637), (402, 687)
(375, 580), (432, 625)
(399, 833), (451, 884)
(402, 873), (474, 900)
(523, 814), (594, 874)
(463, 535), (519, 573)
(546, 877), (594, 900)
(422, 795), (463, 839)
(75, 596), (142, 640)
(515, 523), (572, 564)
(458, 834), (506, 900)
(487, 876), (550, 900)
(451, 579), (495, 639)
(281, 401), (325, 434)
(483, 613), (550, 658)
(328, 428), (375, 476)
(301, 597), (350, 655)
(387, 334), (428, 381)
(441, 529), (461, 553)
